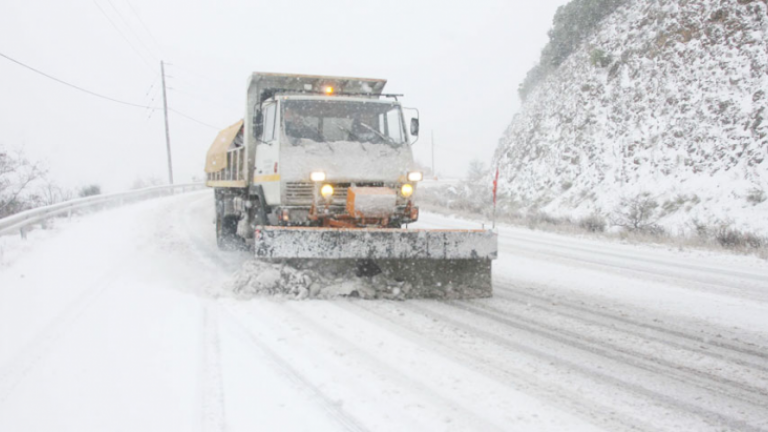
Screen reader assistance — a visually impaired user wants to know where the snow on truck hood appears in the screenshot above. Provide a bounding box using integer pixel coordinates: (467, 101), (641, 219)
(281, 139), (414, 182)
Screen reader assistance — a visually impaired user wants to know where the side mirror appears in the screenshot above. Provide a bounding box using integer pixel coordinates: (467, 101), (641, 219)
(410, 118), (420, 136)
(253, 113), (263, 138)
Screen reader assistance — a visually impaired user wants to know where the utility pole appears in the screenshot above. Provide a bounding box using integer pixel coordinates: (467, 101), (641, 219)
(431, 130), (435, 179)
(161, 60), (174, 184)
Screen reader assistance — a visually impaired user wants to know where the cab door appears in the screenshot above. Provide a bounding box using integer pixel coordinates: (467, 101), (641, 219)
(254, 102), (281, 204)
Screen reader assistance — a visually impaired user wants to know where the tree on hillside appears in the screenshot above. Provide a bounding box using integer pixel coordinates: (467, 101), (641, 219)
(79, 184), (102, 198)
(37, 177), (73, 206)
(131, 176), (164, 190)
(519, 0), (628, 100)
(466, 159), (487, 183)
(0, 145), (46, 218)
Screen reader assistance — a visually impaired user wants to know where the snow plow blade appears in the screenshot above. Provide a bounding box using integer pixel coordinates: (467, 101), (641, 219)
(254, 227), (498, 299)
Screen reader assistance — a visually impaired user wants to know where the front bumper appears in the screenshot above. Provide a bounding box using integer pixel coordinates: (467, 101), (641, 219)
(274, 205), (419, 226)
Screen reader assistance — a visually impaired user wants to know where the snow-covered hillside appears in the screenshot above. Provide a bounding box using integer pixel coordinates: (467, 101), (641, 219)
(495, 0), (768, 234)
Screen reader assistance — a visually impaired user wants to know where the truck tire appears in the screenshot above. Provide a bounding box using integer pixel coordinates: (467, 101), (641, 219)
(216, 212), (240, 250)
(215, 190), (240, 250)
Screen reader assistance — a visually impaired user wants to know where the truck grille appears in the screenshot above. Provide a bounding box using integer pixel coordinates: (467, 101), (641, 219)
(284, 182), (404, 205)
(285, 182), (314, 204)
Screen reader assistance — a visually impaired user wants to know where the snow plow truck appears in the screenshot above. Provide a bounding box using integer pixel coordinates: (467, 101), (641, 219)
(205, 73), (497, 298)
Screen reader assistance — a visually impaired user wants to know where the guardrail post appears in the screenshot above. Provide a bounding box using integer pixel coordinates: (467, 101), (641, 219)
(20, 226), (27, 240)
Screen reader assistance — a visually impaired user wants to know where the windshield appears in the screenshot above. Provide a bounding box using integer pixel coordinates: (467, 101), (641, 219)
(282, 100), (406, 146)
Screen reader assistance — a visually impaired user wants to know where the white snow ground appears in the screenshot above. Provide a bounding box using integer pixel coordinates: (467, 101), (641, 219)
(1, 191), (767, 431)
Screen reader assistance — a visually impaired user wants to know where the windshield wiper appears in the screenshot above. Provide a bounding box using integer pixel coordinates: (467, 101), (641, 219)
(359, 122), (397, 147)
(330, 120), (366, 152)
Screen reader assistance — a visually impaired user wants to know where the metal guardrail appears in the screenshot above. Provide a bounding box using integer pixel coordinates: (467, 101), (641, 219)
(0, 183), (207, 237)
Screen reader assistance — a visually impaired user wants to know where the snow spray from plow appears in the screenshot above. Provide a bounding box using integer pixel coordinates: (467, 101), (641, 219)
(250, 227), (498, 299)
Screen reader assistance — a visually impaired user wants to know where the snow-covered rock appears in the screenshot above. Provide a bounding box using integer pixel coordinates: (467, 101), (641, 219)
(495, 0), (768, 234)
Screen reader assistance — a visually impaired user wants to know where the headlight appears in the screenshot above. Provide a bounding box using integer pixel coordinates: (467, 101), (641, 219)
(401, 184), (414, 198)
(407, 172), (423, 182)
(320, 184), (334, 199)
(310, 171), (326, 182)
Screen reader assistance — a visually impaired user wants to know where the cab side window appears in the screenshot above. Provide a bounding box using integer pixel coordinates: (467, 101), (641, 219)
(262, 103), (276, 141)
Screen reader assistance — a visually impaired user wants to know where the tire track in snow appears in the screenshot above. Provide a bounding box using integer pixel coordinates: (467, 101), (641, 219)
(0, 265), (122, 409)
(220, 307), (370, 432)
(494, 282), (768, 372)
(180, 198), (500, 431)
(400, 301), (768, 432)
(498, 232), (768, 284)
(274, 301), (508, 432)
(174, 195), (366, 431)
(497, 237), (768, 301)
(445, 299), (768, 407)
(340, 300), (656, 432)
(201, 303), (227, 432)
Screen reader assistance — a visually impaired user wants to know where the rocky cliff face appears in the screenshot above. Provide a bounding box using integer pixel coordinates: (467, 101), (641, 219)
(495, 0), (768, 233)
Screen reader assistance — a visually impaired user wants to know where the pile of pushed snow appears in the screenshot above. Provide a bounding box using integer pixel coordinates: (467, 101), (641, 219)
(222, 259), (414, 300)
(495, 0), (768, 234)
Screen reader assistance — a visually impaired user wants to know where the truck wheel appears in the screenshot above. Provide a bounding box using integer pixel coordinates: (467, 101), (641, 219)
(216, 210), (239, 250)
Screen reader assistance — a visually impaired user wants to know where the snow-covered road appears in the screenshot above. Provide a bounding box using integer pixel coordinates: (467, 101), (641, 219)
(1, 191), (767, 431)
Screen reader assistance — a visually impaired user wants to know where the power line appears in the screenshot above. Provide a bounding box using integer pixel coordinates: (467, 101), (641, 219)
(169, 108), (221, 130)
(92, 0), (156, 74)
(104, 0), (159, 61)
(1, 51), (220, 131)
(169, 86), (230, 111)
(124, 0), (164, 56)
(0, 51), (151, 109)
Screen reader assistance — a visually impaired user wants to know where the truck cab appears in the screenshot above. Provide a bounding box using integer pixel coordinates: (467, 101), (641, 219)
(206, 73), (422, 247)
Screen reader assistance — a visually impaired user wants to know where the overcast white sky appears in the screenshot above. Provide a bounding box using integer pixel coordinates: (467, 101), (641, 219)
(0, 0), (567, 191)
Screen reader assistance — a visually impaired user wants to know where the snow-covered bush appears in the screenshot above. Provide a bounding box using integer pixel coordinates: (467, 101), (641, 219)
(715, 226), (765, 250)
(610, 193), (662, 233)
(0, 145), (46, 218)
(590, 49), (613, 67)
(746, 188), (766, 205)
(579, 213), (607, 232)
(131, 176), (164, 190)
(78, 184), (102, 198)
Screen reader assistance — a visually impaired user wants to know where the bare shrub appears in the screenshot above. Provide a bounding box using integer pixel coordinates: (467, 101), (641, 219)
(689, 218), (712, 241)
(579, 213), (606, 232)
(610, 192), (661, 233)
(79, 184), (102, 198)
(661, 194), (689, 215)
(131, 176), (164, 190)
(37, 178), (73, 206)
(590, 49), (613, 67)
(746, 188), (766, 205)
(715, 225), (765, 249)
(0, 145), (47, 218)
(527, 211), (569, 230)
